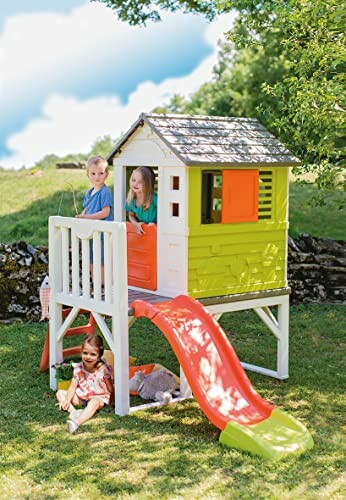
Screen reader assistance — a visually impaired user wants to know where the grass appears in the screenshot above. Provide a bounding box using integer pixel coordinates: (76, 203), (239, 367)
(0, 168), (91, 246)
(289, 183), (345, 240)
(0, 305), (345, 498)
(0, 168), (345, 246)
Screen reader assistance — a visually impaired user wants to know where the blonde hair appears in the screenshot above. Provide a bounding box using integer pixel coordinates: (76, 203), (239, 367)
(86, 155), (109, 173)
(127, 166), (155, 210)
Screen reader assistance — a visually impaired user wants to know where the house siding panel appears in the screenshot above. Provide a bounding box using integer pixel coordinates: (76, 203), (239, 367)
(187, 167), (288, 298)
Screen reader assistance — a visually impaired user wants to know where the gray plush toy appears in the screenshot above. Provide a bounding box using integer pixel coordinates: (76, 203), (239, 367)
(129, 369), (178, 403)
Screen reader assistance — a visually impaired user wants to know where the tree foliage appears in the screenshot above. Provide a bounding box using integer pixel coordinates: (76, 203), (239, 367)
(228, 0), (345, 194)
(148, 0), (345, 196)
(31, 136), (117, 171)
(92, 0), (218, 25)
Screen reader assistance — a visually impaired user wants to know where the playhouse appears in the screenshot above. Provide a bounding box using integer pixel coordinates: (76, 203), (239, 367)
(109, 113), (297, 299)
(47, 113), (313, 459)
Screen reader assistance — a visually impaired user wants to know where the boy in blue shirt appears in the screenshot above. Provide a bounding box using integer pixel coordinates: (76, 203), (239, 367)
(78, 155), (113, 222)
(77, 155), (113, 283)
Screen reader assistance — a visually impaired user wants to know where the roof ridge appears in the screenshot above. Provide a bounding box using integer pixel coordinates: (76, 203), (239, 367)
(144, 113), (259, 123)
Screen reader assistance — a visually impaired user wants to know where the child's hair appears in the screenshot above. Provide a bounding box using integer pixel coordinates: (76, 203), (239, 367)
(86, 155), (109, 173)
(81, 334), (104, 359)
(127, 166), (155, 210)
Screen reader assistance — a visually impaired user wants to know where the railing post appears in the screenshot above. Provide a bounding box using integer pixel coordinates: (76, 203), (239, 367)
(49, 217), (63, 389)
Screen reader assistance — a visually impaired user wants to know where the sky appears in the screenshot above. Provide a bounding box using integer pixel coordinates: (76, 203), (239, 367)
(0, 1), (235, 170)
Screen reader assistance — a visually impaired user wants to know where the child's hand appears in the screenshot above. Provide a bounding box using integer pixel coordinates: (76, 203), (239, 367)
(59, 399), (71, 411)
(133, 221), (145, 235)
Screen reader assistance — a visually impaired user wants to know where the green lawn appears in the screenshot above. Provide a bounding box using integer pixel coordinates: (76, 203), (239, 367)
(0, 168), (91, 246)
(0, 168), (344, 246)
(0, 305), (345, 498)
(289, 183), (345, 240)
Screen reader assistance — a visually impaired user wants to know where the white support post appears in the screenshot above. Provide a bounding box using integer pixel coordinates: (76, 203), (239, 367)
(49, 218), (63, 390)
(112, 223), (130, 415)
(113, 163), (127, 222)
(277, 294), (289, 379)
(179, 367), (192, 398)
(49, 303), (63, 390)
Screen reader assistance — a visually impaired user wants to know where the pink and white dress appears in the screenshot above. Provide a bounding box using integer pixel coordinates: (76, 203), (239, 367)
(73, 362), (113, 405)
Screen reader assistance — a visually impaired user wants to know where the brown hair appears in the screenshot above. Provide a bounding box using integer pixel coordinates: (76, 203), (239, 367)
(81, 334), (104, 359)
(86, 155), (109, 174)
(126, 166), (155, 210)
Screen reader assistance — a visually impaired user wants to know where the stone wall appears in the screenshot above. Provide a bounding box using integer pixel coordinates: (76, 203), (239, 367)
(0, 234), (345, 322)
(0, 242), (48, 322)
(288, 233), (345, 304)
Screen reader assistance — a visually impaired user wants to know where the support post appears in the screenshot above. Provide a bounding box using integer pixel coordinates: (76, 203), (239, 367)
(113, 223), (130, 415)
(277, 295), (289, 379)
(49, 218), (63, 389)
(49, 303), (63, 390)
(180, 367), (192, 398)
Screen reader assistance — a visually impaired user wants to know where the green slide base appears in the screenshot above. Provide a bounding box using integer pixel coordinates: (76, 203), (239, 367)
(219, 409), (314, 460)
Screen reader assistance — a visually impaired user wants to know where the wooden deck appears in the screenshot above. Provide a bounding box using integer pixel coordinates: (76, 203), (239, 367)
(128, 289), (171, 315)
(127, 287), (291, 315)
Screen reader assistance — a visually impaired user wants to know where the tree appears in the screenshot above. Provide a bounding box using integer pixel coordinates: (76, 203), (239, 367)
(89, 135), (117, 158)
(227, 0), (345, 193)
(96, 0), (345, 195)
(92, 0), (218, 25)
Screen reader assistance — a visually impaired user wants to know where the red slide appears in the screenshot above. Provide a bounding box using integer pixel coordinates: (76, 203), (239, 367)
(131, 295), (273, 430)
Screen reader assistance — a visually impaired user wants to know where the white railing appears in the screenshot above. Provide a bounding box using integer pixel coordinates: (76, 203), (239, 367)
(48, 216), (130, 415)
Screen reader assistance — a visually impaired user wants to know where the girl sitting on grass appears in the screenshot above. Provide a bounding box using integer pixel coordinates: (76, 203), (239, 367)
(56, 334), (114, 434)
(125, 166), (157, 234)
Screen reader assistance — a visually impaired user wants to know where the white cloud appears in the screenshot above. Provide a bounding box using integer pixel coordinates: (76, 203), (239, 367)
(0, 4), (235, 169)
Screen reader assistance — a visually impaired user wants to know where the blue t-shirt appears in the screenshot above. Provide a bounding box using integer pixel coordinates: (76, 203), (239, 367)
(83, 185), (113, 221)
(125, 193), (157, 223)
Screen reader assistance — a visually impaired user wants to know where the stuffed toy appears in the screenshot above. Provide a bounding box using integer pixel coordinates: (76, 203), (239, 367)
(129, 368), (178, 403)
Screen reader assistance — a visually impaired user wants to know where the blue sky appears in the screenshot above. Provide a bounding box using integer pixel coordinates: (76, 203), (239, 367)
(0, 1), (234, 169)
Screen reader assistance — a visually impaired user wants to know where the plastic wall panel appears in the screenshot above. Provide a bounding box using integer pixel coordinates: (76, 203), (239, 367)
(187, 166), (289, 298)
(126, 223), (157, 290)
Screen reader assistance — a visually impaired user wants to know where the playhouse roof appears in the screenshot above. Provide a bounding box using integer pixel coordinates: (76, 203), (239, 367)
(107, 113), (300, 167)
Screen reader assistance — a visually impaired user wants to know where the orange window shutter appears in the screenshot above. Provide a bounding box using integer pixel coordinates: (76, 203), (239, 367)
(221, 170), (259, 223)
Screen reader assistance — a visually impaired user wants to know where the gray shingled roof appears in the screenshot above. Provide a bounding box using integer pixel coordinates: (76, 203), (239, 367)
(107, 113), (300, 167)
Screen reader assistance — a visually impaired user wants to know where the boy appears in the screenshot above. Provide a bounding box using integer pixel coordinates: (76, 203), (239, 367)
(77, 155), (113, 222)
(77, 155), (113, 283)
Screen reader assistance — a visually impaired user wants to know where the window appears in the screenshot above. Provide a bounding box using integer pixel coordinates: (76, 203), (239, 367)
(171, 176), (180, 190)
(202, 169), (272, 224)
(171, 202), (179, 217)
(201, 171), (222, 224)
